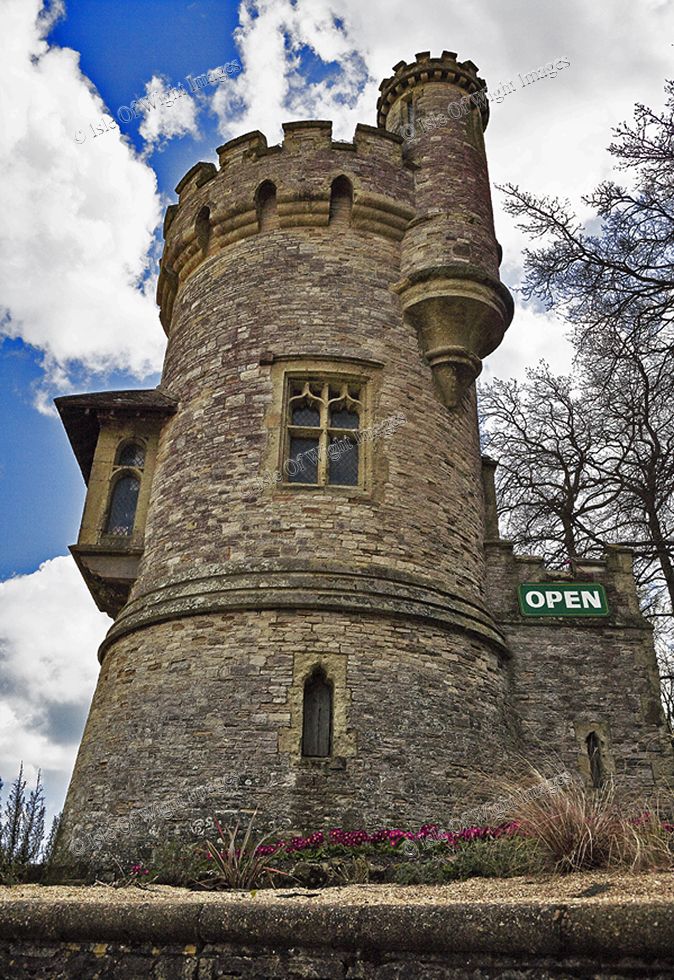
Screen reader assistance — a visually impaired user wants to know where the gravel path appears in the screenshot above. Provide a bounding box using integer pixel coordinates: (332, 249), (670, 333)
(2, 870), (672, 907)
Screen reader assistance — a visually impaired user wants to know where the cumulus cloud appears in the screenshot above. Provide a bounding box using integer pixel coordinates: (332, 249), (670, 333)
(0, 0), (166, 397)
(212, 0), (374, 144)
(0, 556), (110, 817)
(136, 75), (201, 154)
(215, 0), (674, 381)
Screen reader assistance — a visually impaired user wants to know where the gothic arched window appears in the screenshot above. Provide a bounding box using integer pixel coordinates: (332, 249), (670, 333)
(116, 441), (145, 469)
(256, 181), (278, 232)
(586, 731), (604, 789)
(105, 475), (140, 536)
(302, 668), (333, 757)
(284, 379), (363, 487)
(329, 176), (353, 227)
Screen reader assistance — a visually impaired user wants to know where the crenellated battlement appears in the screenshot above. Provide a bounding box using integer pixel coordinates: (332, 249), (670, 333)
(377, 50), (489, 130)
(485, 539), (647, 626)
(156, 120), (415, 332)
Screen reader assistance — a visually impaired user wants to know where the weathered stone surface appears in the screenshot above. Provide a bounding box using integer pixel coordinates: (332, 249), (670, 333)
(53, 50), (673, 861)
(1, 895), (673, 978)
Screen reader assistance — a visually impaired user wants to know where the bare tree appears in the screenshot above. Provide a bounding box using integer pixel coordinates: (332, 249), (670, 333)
(498, 80), (674, 343)
(481, 80), (674, 727)
(480, 364), (616, 564)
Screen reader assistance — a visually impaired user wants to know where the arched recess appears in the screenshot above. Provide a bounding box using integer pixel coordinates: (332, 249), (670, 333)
(256, 181), (279, 232)
(585, 731), (605, 789)
(195, 205), (212, 253)
(329, 175), (353, 227)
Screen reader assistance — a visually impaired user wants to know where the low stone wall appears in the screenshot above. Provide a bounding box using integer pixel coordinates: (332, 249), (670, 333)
(1, 894), (673, 978)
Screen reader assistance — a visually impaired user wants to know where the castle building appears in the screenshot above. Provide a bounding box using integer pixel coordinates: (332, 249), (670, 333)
(54, 52), (672, 855)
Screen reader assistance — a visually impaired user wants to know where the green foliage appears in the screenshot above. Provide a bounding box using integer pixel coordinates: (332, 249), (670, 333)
(200, 812), (294, 890)
(394, 836), (545, 885)
(0, 764), (49, 884)
(149, 838), (208, 887)
(289, 854), (372, 888)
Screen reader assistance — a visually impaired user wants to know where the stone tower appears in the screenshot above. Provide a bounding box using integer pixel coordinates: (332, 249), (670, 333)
(55, 52), (672, 858)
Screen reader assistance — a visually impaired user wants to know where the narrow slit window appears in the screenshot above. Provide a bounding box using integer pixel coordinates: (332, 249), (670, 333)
(284, 379), (363, 487)
(256, 181), (278, 232)
(195, 205), (211, 253)
(302, 668), (333, 757)
(405, 96), (415, 130)
(586, 731), (604, 789)
(105, 475), (140, 536)
(329, 176), (353, 227)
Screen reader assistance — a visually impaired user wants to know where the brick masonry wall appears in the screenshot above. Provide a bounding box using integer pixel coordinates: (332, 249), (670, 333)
(3, 940), (673, 979)
(390, 81), (501, 281)
(147, 195), (490, 601)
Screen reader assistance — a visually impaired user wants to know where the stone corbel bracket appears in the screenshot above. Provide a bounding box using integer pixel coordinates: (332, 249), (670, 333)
(393, 266), (514, 408)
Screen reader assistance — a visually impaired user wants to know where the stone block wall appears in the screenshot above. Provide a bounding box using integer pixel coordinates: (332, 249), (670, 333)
(61, 608), (519, 856)
(485, 541), (674, 794)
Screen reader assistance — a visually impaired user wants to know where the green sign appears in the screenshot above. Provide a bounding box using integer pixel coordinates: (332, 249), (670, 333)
(518, 582), (609, 617)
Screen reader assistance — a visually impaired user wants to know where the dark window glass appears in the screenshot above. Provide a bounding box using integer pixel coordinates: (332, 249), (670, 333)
(105, 476), (140, 536)
(302, 670), (332, 757)
(287, 437), (319, 484)
(328, 436), (358, 486)
(329, 405), (359, 429)
(291, 401), (320, 427)
(586, 731), (604, 789)
(117, 442), (145, 468)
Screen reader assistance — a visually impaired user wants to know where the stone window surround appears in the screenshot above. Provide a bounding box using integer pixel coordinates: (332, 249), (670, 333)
(261, 355), (384, 499)
(101, 437), (147, 541)
(79, 422), (160, 551)
(279, 651), (357, 763)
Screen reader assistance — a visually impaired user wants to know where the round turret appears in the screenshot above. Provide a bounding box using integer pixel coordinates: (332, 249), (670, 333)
(379, 51), (513, 406)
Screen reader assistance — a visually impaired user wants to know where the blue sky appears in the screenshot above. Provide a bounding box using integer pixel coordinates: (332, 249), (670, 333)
(0, 1), (242, 582)
(1, 0), (673, 824)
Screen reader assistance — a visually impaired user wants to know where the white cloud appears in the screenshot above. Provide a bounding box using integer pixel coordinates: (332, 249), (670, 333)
(212, 0), (375, 144)
(0, 556), (109, 817)
(136, 75), (201, 154)
(0, 0), (166, 395)
(215, 0), (674, 381)
(482, 303), (575, 384)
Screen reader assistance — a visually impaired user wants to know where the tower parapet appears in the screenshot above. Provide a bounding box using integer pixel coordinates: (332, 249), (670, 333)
(156, 122), (415, 332)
